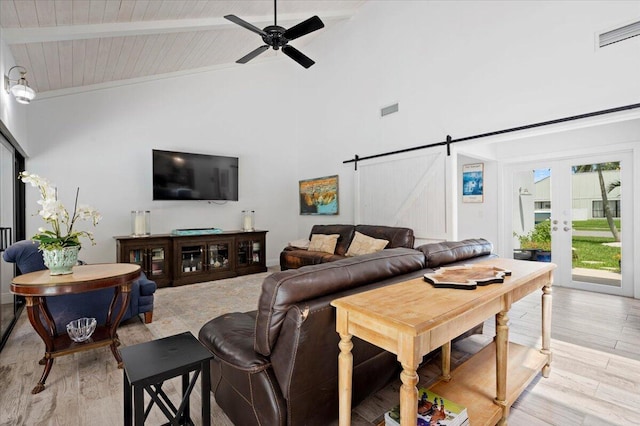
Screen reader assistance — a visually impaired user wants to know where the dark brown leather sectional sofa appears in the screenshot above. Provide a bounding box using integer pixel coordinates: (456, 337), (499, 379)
(280, 224), (416, 270)
(199, 238), (494, 426)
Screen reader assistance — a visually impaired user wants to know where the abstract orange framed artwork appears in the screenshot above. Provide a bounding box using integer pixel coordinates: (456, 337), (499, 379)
(299, 175), (339, 215)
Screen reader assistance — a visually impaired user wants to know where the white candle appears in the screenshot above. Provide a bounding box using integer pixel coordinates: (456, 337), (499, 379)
(241, 210), (255, 231)
(134, 215), (146, 235)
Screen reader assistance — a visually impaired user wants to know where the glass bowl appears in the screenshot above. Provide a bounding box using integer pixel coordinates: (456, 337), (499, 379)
(66, 317), (97, 343)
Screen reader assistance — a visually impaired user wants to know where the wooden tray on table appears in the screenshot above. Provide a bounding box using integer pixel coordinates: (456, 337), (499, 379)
(423, 264), (511, 290)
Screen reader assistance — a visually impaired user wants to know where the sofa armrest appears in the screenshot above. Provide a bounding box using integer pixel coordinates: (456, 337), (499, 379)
(280, 248), (345, 271)
(199, 312), (271, 373)
(136, 271), (157, 296)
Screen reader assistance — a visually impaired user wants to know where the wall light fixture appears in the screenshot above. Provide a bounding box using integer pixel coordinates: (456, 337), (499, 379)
(4, 66), (36, 104)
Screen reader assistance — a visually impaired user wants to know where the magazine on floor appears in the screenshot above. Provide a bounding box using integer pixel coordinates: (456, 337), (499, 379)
(384, 388), (468, 426)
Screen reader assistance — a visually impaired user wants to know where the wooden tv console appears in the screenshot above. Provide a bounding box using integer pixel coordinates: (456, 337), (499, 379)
(332, 258), (554, 426)
(115, 230), (267, 287)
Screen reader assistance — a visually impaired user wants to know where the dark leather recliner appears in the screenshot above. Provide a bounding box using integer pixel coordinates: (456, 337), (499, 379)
(199, 238), (495, 425)
(200, 248), (425, 426)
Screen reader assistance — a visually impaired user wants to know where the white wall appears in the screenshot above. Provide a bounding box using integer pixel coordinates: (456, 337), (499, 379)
(26, 61), (303, 265)
(0, 31), (29, 151)
(298, 0), (639, 231)
(20, 1), (640, 270)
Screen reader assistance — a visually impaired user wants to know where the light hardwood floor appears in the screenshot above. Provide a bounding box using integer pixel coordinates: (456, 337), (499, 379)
(1, 272), (639, 426)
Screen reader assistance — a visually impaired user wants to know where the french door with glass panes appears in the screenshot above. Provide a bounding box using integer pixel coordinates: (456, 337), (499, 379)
(507, 151), (633, 296)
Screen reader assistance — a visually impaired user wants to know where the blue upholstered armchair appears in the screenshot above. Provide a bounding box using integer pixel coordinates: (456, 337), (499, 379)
(2, 240), (156, 332)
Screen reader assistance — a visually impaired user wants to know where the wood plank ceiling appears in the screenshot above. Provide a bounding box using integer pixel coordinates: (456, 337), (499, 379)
(1, 0), (365, 97)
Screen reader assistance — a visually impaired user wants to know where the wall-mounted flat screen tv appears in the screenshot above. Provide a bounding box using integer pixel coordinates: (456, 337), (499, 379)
(152, 149), (239, 201)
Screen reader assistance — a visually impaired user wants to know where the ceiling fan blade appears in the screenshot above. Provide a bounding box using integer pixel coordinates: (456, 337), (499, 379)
(224, 14), (267, 36)
(282, 45), (315, 68)
(236, 45), (270, 64)
(283, 15), (325, 40)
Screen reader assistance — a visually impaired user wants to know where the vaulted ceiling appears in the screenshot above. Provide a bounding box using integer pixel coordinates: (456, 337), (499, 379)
(1, 0), (366, 97)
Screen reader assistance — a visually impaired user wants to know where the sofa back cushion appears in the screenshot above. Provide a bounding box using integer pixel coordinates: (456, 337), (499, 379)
(255, 247), (425, 356)
(417, 238), (493, 268)
(307, 224), (355, 256)
(354, 225), (415, 249)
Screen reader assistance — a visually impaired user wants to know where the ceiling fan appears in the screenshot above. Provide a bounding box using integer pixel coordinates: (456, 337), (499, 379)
(224, 0), (325, 69)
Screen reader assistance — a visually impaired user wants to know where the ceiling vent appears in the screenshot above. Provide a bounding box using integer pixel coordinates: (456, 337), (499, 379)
(599, 20), (640, 48)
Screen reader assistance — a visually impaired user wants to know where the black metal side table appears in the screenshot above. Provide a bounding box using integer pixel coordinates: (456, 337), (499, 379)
(121, 331), (214, 426)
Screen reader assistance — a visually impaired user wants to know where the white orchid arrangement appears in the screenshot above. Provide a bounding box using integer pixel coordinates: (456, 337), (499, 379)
(19, 171), (102, 250)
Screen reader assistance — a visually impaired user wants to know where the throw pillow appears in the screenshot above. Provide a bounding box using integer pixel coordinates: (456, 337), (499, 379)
(345, 231), (389, 256)
(308, 234), (340, 254)
(288, 238), (310, 249)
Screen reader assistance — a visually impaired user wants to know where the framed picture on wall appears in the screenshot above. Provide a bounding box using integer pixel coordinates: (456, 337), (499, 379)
(462, 163), (484, 203)
(299, 175), (339, 215)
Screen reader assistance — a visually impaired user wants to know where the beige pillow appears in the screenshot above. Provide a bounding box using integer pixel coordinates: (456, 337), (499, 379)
(308, 234), (340, 254)
(345, 231), (389, 256)
(288, 238), (310, 249)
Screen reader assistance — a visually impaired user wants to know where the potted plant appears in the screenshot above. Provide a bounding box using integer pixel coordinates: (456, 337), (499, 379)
(19, 171), (101, 275)
(514, 220), (552, 262)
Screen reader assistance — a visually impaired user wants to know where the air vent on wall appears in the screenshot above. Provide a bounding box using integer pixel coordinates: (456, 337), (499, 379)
(381, 103), (399, 117)
(599, 20), (640, 48)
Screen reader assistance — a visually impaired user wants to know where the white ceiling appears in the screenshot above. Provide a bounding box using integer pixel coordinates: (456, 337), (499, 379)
(1, 0), (366, 97)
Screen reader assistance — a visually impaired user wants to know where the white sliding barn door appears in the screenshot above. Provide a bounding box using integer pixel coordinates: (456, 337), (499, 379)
(356, 152), (447, 240)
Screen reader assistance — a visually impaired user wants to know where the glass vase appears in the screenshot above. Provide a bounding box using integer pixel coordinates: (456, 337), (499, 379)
(242, 210), (255, 232)
(131, 210), (151, 237)
(42, 246), (80, 275)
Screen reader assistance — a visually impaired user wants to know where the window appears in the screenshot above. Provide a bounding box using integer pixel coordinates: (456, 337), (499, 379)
(535, 201), (551, 210)
(592, 200), (620, 218)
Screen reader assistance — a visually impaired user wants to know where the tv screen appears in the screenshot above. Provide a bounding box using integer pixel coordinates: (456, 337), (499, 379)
(152, 149), (239, 201)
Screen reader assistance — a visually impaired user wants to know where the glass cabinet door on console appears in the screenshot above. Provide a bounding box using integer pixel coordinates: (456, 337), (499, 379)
(171, 240), (206, 286)
(178, 245), (205, 275)
(116, 237), (171, 288)
(129, 247), (168, 277)
(236, 233), (267, 274)
(207, 240), (232, 272)
(150, 247), (167, 278)
(172, 237), (237, 286)
(237, 240), (261, 266)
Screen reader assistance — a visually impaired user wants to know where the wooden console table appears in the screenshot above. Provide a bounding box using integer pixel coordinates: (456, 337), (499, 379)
(331, 258), (554, 426)
(11, 263), (141, 394)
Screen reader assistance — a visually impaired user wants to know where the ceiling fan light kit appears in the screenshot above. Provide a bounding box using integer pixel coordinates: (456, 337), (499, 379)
(225, 0), (325, 68)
